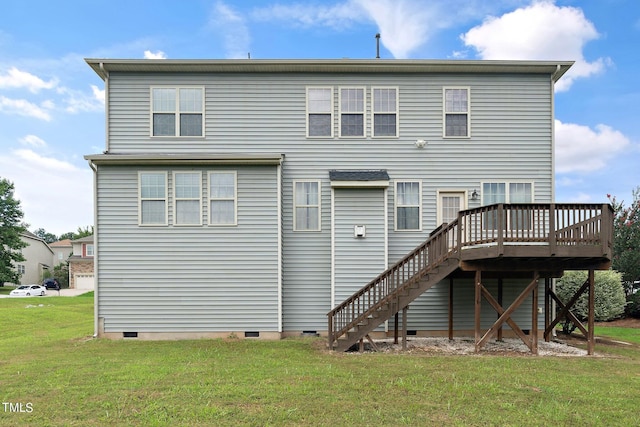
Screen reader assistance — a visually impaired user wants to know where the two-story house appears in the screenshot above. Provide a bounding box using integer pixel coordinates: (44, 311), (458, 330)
(84, 59), (612, 352)
(11, 231), (53, 286)
(67, 235), (95, 290)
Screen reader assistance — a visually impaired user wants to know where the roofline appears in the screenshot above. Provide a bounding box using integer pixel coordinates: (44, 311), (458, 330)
(85, 58), (574, 82)
(84, 153), (285, 166)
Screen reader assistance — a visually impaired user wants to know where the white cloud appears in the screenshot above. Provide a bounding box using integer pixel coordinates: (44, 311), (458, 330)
(0, 96), (52, 121)
(144, 50), (167, 59)
(555, 120), (630, 174)
(209, 1), (250, 59)
(0, 149), (93, 235)
(92, 85), (105, 104)
(0, 67), (58, 93)
(56, 86), (104, 113)
(19, 135), (47, 148)
(461, 1), (609, 91)
(252, 1), (364, 30)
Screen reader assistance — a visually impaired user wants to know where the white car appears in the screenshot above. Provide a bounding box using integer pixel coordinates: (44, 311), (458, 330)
(10, 284), (46, 297)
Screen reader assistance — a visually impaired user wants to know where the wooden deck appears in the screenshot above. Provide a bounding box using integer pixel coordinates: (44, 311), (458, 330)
(328, 203), (613, 353)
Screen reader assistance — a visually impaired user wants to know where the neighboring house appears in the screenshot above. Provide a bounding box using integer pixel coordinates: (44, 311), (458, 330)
(67, 235), (95, 290)
(84, 59), (612, 351)
(12, 231), (53, 285)
(50, 239), (73, 267)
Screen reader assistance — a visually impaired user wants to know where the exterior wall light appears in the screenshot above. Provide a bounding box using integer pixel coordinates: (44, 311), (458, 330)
(415, 139), (427, 148)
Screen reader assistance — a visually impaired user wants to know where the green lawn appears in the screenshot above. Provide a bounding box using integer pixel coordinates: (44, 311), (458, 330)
(1, 296), (639, 426)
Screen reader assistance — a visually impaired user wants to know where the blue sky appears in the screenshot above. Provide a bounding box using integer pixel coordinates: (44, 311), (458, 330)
(0, 0), (638, 235)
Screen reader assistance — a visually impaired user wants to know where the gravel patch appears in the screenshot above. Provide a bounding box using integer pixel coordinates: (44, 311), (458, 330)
(351, 336), (588, 356)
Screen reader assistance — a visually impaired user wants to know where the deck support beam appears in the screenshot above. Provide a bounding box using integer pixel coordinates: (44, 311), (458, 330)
(543, 269), (596, 355)
(448, 276), (454, 340)
(475, 271), (540, 354)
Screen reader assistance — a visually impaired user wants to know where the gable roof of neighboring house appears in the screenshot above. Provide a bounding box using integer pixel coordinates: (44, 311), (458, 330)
(50, 239), (72, 248)
(72, 235), (94, 244)
(21, 231), (53, 255)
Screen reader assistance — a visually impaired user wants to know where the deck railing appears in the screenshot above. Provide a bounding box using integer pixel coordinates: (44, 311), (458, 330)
(327, 203), (613, 349)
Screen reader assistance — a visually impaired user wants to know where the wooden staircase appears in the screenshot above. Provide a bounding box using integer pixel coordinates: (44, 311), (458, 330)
(327, 203), (614, 352)
(327, 220), (460, 352)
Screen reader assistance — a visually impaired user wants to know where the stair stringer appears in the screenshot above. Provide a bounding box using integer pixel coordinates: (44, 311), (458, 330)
(332, 257), (459, 352)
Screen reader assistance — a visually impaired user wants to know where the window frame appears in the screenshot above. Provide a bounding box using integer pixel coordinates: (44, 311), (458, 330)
(293, 180), (321, 232)
(150, 86), (205, 138)
(139, 171), (168, 226)
(306, 87), (334, 138)
(371, 86), (399, 138)
(443, 87), (470, 138)
(394, 180), (422, 231)
(173, 171), (203, 226)
(208, 171), (238, 227)
(338, 86), (366, 138)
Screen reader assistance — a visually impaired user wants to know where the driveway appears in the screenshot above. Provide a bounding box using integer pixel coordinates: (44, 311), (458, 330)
(0, 288), (92, 298)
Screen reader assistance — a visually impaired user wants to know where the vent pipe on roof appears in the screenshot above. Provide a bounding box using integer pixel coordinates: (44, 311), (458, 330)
(375, 33), (381, 59)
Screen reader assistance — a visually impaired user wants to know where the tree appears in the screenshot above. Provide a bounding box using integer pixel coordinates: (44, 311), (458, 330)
(33, 227), (58, 244)
(59, 225), (93, 241)
(0, 178), (27, 285)
(608, 188), (640, 296)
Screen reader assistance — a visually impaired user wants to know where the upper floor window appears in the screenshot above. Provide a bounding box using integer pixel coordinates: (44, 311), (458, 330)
(294, 181), (321, 231)
(139, 172), (168, 225)
(174, 172), (202, 225)
(151, 87), (204, 137)
(339, 87), (365, 137)
(443, 87), (470, 137)
(209, 172), (237, 226)
(85, 244), (94, 257)
(395, 181), (421, 231)
(307, 87), (333, 137)
(16, 265), (25, 275)
(372, 87), (398, 137)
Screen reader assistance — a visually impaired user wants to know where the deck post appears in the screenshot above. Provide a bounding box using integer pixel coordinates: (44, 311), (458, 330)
(497, 278), (503, 341)
(531, 272), (539, 355)
(394, 312), (399, 344)
(448, 276), (454, 340)
(544, 278), (551, 342)
(402, 306), (408, 351)
(588, 269), (595, 355)
(474, 270), (482, 353)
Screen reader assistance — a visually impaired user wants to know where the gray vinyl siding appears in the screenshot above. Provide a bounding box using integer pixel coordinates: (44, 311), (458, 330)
(101, 70), (554, 332)
(333, 188), (386, 302)
(95, 164), (280, 332)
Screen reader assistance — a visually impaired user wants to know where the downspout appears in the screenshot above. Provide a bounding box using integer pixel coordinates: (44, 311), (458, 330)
(87, 159), (99, 338)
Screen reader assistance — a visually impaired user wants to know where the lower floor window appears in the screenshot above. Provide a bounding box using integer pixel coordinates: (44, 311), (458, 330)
(294, 181), (320, 231)
(396, 181), (421, 230)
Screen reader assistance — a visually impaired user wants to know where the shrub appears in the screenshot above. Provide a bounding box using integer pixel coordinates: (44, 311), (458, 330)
(555, 270), (626, 331)
(626, 292), (640, 318)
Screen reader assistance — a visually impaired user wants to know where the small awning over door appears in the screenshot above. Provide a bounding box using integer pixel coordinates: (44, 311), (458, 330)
(329, 170), (389, 188)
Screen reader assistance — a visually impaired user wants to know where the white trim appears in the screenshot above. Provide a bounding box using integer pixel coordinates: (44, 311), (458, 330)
(394, 180), (422, 232)
(442, 86), (470, 138)
(138, 171), (168, 226)
(150, 86), (205, 138)
(330, 187), (335, 308)
(371, 86), (399, 138)
(306, 86), (334, 138)
(208, 171), (238, 226)
(293, 180), (322, 232)
(338, 86), (366, 138)
(173, 171), (203, 226)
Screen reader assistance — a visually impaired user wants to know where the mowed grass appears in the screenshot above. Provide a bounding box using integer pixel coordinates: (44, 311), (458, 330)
(1, 297), (639, 426)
